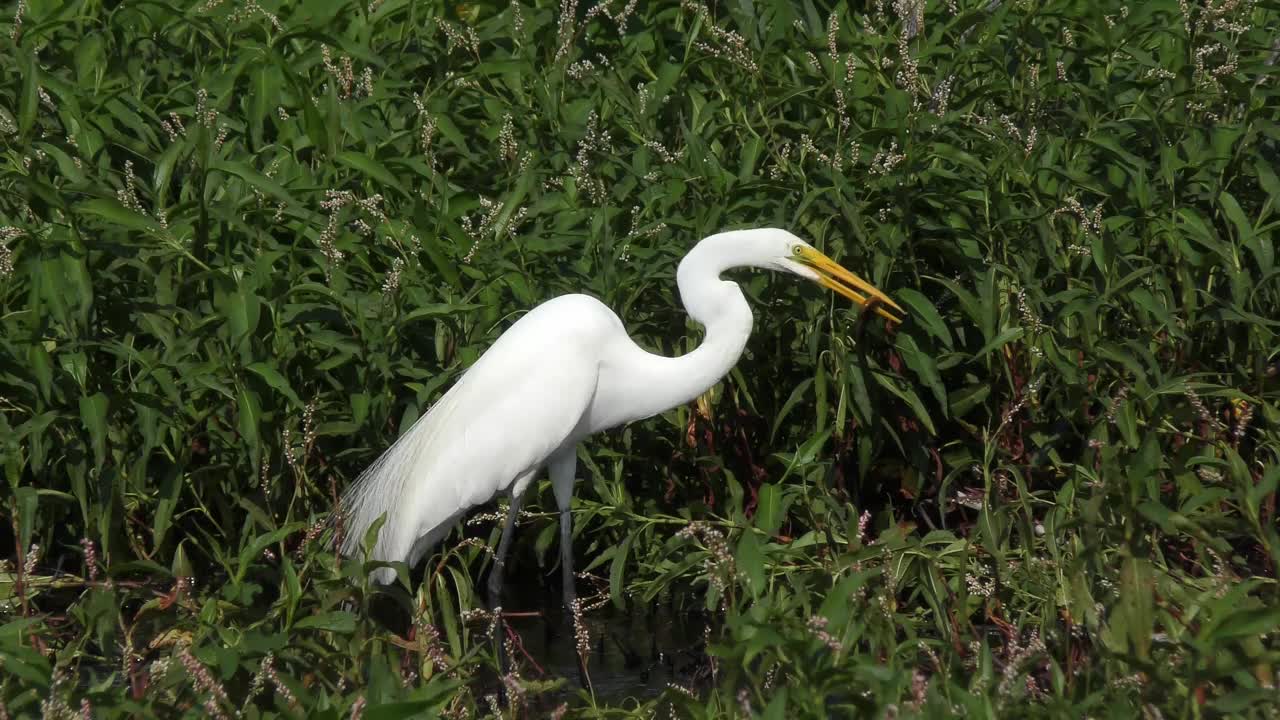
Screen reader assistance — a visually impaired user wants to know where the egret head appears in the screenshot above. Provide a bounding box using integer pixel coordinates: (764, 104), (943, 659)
(714, 228), (905, 324)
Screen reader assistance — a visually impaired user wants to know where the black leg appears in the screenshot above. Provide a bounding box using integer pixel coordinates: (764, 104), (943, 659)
(490, 489), (525, 679)
(548, 448), (588, 688)
(560, 505), (589, 687)
(559, 507), (576, 611)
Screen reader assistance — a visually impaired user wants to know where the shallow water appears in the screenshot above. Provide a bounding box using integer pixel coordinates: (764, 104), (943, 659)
(501, 583), (711, 704)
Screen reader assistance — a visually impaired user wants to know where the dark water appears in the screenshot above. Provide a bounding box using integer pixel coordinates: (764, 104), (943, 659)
(504, 594), (716, 702)
(499, 584), (712, 704)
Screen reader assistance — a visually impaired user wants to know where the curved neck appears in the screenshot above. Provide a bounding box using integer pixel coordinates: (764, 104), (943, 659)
(606, 239), (754, 426)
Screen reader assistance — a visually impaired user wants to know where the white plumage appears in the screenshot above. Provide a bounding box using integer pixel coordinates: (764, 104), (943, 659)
(339, 295), (609, 583)
(336, 228), (903, 594)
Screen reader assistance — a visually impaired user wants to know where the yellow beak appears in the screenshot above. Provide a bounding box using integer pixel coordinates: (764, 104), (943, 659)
(796, 247), (905, 325)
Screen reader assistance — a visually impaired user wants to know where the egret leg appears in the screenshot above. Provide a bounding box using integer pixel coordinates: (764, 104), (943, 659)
(488, 489), (525, 610)
(548, 448), (578, 611)
(489, 486), (526, 680)
(548, 447), (587, 685)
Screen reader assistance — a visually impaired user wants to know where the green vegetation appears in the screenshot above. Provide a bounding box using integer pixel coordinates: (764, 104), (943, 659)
(3, 0), (1279, 716)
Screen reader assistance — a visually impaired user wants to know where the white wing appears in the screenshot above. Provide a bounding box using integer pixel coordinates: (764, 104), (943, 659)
(337, 294), (618, 582)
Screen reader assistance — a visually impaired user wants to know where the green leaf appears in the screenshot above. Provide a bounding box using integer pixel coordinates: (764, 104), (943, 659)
(1085, 134), (1144, 172)
(401, 303), (486, 323)
(1218, 190), (1254, 245)
(236, 525), (303, 583)
(930, 276), (985, 330)
(1118, 555), (1154, 661)
(895, 288), (953, 348)
(336, 151), (408, 195)
(770, 378), (813, 442)
(736, 530), (765, 596)
(78, 393), (109, 469)
(238, 387), (262, 458)
(294, 610), (357, 633)
(972, 327), (1024, 361)
(18, 51), (38, 136)
(215, 279), (262, 344)
(1254, 159), (1280, 229)
(949, 383), (990, 417)
(738, 135), (763, 181)
(819, 570), (873, 626)
(608, 533), (632, 610)
(896, 334), (947, 414)
(432, 113), (468, 150)
(873, 374), (937, 435)
(491, 170), (533, 241)
(28, 343), (53, 404)
(76, 199), (163, 233)
(790, 426), (832, 471)
(846, 364), (874, 426)
(366, 696), (457, 720)
(754, 484), (785, 536)
(14, 486), (38, 552)
(211, 160), (298, 206)
(1179, 208), (1236, 268)
(1247, 465), (1279, 524)
(171, 541), (192, 578)
(1207, 605), (1280, 642)
(0, 617), (45, 641)
(761, 688), (789, 720)
(248, 64), (281, 146)
(1136, 501), (1176, 533)
(73, 34), (104, 86)
(36, 142), (87, 184)
(1129, 431), (1161, 485)
(153, 467), (182, 549)
(151, 142), (186, 206)
(246, 363), (303, 407)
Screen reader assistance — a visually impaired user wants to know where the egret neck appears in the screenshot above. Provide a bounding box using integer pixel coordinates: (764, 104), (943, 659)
(598, 233), (755, 429)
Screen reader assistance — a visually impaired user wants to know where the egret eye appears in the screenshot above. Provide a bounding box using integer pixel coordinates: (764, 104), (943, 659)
(792, 246), (804, 256)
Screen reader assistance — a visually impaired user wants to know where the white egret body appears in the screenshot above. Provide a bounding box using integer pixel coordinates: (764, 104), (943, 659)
(337, 228), (902, 606)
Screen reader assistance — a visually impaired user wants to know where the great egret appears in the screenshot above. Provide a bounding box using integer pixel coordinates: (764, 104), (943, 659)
(337, 228), (902, 616)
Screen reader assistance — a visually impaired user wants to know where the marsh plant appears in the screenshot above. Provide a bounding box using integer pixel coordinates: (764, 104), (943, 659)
(2, 0), (1279, 717)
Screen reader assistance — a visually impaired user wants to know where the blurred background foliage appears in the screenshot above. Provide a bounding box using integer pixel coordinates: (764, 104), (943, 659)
(1, 0), (1278, 716)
